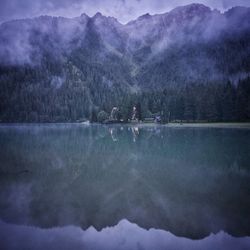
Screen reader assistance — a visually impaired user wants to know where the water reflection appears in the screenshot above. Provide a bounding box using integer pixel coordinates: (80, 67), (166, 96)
(109, 127), (119, 142)
(108, 125), (160, 142)
(131, 126), (140, 142)
(109, 126), (141, 142)
(1, 219), (250, 250)
(0, 124), (250, 241)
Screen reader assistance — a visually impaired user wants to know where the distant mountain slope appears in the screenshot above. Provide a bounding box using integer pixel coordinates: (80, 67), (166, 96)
(0, 4), (250, 122)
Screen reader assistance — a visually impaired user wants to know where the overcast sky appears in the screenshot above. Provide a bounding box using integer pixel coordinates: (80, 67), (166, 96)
(1, 0), (250, 24)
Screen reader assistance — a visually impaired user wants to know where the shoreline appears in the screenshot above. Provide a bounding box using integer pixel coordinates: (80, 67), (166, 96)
(0, 122), (250, 129)
(165, 122), (250, 129)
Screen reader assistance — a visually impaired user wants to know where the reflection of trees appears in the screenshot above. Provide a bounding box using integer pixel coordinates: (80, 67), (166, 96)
(131, 126), (139, 142)
(0, 125), (250, 238)
(109, 127), (118, 142)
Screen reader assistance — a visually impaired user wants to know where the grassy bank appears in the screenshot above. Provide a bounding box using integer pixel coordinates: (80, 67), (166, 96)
(166, 122), (250, 129)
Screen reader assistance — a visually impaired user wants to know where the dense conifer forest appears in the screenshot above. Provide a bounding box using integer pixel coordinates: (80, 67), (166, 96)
(1, 62), (249, 122)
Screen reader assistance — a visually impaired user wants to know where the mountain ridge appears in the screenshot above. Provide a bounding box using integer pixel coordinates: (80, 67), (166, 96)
(0, 3), (250, 122)
(1, 3), (250, 27)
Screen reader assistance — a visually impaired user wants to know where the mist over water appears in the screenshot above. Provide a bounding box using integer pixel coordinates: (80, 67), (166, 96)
(0, 124), (250, 249)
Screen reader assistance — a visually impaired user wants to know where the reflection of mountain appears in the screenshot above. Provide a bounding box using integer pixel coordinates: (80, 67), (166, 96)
(0, 124), (250, 239)
(1, 219), (250, 250)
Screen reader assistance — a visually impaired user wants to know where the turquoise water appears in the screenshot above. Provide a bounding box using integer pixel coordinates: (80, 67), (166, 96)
(0, 124), (250, 249)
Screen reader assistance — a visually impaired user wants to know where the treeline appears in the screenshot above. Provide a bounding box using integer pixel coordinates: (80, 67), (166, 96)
(0, 70), (249, 123)
(137, 79), (250, 123)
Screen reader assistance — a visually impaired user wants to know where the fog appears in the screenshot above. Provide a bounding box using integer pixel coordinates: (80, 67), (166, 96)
(1, 0), (250, 24)
(0, 4), (247, 67)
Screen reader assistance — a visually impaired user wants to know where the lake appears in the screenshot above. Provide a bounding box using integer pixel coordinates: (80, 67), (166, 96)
(0, 124), (250, 250)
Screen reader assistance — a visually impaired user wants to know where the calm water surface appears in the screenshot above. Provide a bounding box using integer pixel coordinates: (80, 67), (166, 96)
(0, 124), (250, 250)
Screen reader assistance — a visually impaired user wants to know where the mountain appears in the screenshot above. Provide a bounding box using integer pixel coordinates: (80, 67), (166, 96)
(0, 3), (250, 122)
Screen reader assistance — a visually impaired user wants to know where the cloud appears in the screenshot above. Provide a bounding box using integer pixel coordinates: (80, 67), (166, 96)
(0, 0), (250, 24)
(221, 0), (250, 9)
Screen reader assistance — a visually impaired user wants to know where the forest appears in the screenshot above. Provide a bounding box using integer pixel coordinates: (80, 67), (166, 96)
(0, 61), (249, 123)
